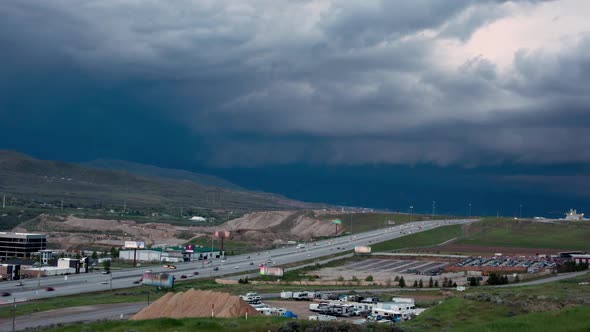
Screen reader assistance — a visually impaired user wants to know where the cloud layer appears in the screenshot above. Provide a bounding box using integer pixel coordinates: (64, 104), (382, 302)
(1, 0), (589, 167)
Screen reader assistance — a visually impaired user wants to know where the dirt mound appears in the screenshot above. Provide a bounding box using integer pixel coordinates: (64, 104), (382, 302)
(221, 211), (295, 230)
(131, 289), (260, 320)
(220, 210), (338, 240)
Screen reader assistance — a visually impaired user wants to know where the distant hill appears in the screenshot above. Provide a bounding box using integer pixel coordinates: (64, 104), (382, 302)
(0, 150), (313, 213)
(83, 159), (243, 190)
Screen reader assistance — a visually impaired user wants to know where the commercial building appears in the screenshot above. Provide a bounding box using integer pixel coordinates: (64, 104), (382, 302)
(57, 257), (89, 273)
(571, 254), (590, 265)
(119, 246), (223, 263)
(0, 232), (47, 261)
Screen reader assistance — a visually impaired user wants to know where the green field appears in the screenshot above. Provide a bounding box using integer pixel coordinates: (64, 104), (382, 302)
(370, 224), (462, 252)
(318, 212), (450, 234)
(457, 218), (590, 250)
(186, 237), (260, 255)
(403, 274), (590, 332)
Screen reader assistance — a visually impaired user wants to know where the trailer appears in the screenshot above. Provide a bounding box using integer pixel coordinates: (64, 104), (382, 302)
(240, 292), (262, 304)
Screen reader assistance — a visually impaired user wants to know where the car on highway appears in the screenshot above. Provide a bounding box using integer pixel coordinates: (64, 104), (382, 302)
(101, 281), (108, 284)
(163, 264), (176, 270)
(1, 292), (11, 297)
(45, 287), (55, 291)
(213, 267), (219, 271)
(180, 275), (187, 279)
(133, 280), (141, 284)
(234, 266), (239, 269)
(102, 270), (110, 274)
(193, 271), (199, 275)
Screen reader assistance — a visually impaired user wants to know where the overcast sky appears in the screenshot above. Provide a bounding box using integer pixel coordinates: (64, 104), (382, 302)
(1, 0), (589, 214)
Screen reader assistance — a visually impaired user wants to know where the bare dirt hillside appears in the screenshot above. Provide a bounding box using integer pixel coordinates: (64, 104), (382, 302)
(220, 210), (339, 240)
(14, 214), (213, 250)
(14, 210), (343, 250)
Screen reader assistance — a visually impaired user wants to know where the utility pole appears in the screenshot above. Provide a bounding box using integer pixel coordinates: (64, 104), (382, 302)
(12, 297), (16, 332)
(468, 203), (472, 217)
(519, 204), (523, 218)
(349, 213), (352, 235)
(2, 194), (5, 209)
(432, 201), (436, 217)
(123, 201), (127, 214)
(410, 205), (413, 222)
(180, 207), (183, 218)
(61, 199), (64, 212)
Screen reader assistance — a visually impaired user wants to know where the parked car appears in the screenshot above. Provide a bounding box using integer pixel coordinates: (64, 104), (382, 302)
(45, 287), (55, 291)
(180, 275), (187, 279)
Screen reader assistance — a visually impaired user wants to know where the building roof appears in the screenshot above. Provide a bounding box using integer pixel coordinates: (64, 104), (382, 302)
(120, 246), (222, 253)
(571, 254), (590, 259)
(0, 232), (47, 239)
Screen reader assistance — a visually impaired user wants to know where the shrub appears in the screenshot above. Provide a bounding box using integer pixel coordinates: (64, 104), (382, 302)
(399, 276), (406, 288)
(365, 275), (374, 282)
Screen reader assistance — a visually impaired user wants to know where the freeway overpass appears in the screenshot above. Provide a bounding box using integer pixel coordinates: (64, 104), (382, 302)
(0, 218), (477, 303)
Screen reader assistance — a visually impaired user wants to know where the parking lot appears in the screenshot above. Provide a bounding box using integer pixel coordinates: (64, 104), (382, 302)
(313, 258), (468, 285)
(447, 256), (560, 274)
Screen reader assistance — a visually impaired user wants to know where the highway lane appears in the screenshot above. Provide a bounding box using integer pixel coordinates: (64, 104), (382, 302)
(0, 218), (477, 304)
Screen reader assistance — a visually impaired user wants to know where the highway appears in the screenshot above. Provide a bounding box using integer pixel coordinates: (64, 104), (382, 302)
(0, 218), (477, 304)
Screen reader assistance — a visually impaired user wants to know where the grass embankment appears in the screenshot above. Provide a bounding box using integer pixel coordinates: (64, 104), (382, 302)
(319, 212), (452, 234)
(456, 218), (590, 250)
(41, 317), (401, 332)
(403, 274), (590, 332)
(186, 237), (257, 255)
(371, 225), (462, 252)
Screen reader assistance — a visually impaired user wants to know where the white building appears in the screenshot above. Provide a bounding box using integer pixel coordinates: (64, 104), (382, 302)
(565, 209), (584, 221)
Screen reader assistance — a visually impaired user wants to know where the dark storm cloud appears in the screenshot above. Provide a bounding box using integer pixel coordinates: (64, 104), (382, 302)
(0, 0), (587, 169)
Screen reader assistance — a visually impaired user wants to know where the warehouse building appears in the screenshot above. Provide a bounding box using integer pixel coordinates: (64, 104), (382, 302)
(119, 246), (223, 263)
(0, 232), (47, 261)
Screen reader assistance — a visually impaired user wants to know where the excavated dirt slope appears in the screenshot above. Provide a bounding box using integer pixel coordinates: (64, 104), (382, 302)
(220, 211), (338, 239)
(131, 289), (260, 320)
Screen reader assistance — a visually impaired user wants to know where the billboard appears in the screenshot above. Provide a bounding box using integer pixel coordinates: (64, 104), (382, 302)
(124, 241), (145, 249)
(185, 244), (195, 253)
(331, 219), (342, 224)
(141, 272), (174, 288)
(260, 266), (284, 277)
(354, 246), (372, 254)
(215, 231), (230, 238)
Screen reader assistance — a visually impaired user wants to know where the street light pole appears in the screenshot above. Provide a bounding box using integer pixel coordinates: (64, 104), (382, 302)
(468, 204), (472, 217)
(519, 204), (523, 218)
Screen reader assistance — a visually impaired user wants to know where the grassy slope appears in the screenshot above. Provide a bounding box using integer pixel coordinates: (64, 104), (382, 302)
(318, 212), (450, 234)
(0, 151), (311, 215)
(403, 297), (590, 332)
(42, 317), (401, 332)
(403, 274), (590, 332)
(371, 225), (462, 252)
(457, 218), (590, 250)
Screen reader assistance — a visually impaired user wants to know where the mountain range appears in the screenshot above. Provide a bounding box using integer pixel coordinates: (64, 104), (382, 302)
(0, 151), (315, 213)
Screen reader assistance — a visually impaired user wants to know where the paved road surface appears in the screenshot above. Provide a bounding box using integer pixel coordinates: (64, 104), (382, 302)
(0, 302), (146, 331)
(0, 218), (477, 305)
